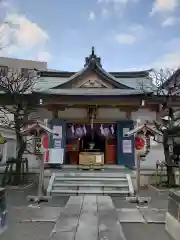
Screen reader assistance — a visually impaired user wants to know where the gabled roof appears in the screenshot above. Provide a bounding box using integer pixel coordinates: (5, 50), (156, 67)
(125, 124), (163, 137)
(34, 47), (151, 92)
(51, 48), (134, 89)
(35, 74), (151, 91)
(21, 121), (59, 136)
(40, 68), (149, 79)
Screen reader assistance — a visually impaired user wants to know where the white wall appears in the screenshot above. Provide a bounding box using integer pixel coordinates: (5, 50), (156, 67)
(29, 108), (53, 121)
(23, 153), (39, 168)
(97, 108), (126, 119)
(56, 107), (127, 120)
(58, 108), (87, 119)
(131, 108), (157, 124)
(140, 145), (164, 169)
(0, 57), (47, 71)
(32, 107), (156, 122)
(0, 127), (16, 164)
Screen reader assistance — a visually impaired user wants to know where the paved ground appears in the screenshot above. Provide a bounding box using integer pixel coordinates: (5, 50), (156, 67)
(1, 186), (174, 240)
(1, 187), (69, 240)
(122, 223), (172, 240)
(112, 187), (169, 209)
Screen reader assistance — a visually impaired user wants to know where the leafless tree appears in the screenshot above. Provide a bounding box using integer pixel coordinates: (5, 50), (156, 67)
(0, 68), (39, 184)
(140, 68), (180, 186)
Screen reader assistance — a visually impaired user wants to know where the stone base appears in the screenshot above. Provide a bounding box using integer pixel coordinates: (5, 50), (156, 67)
(165, 212), (180, 240)
(166, 190), (180, 240)
(126, 196), (151, 205)
(27, 195), (51, 203)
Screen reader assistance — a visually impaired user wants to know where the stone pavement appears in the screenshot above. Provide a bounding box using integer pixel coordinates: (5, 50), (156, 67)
(50, 195), (126, 240)
(1, 187), (174, 240)
(1, 188), (69, 240)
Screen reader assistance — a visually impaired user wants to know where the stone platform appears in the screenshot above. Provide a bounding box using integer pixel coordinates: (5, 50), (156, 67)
(166, 190), (180, 240)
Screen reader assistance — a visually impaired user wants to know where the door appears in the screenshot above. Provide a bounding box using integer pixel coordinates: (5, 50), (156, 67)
(117, 120), (135, 167)
(48, 119), (66, 164)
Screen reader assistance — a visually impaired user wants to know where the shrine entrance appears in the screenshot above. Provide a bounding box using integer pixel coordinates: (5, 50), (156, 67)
(80, 131), (106, 153)
(65, 123), (117, 165)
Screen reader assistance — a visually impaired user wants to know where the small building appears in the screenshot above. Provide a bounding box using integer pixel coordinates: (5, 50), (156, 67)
(30, 47), (174, 168)
(0, 125), (16, 164)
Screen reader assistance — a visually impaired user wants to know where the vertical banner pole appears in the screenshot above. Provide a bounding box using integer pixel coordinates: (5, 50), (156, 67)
(37, 152), (45, 198)
(136, 153), (140, 198)
(126, 120), (151, 204)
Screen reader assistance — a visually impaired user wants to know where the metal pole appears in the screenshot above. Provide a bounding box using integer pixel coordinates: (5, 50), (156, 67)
(136, 153), (141, 199)
(37, 152), (45, 198)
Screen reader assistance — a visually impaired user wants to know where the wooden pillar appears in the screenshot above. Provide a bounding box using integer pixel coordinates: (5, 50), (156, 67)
(126, 111), (132, 120)
(53, 109), (58, 118)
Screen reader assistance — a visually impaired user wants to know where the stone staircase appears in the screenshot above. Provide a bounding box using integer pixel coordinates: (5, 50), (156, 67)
(47, 170), (134, 196)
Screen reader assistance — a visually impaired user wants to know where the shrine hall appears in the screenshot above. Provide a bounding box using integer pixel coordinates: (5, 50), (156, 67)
(31, 47), (171, 168)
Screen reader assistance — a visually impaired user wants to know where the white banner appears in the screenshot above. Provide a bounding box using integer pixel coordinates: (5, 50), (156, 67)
(122, 140), (132, 153)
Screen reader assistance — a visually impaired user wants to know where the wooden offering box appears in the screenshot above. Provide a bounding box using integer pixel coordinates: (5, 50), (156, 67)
(79, 152), (104, 170)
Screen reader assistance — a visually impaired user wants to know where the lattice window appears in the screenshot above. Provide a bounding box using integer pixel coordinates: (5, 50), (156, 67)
(0, 66), (8, 77)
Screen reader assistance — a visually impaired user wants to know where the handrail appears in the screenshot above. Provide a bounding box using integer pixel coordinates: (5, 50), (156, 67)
(46, 172), (56, 196)
(126, 173), (134, 196)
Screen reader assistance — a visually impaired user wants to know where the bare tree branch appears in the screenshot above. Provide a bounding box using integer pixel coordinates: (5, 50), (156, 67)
(0, 68), (39, 165)
(138, 68), (180, 186)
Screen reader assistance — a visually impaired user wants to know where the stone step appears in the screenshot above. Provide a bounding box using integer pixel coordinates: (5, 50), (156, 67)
(55, 172), (127, 178)
(51, 189), (129, 195)
(53, 182), (129, 187)
(55, 177), (127, 182)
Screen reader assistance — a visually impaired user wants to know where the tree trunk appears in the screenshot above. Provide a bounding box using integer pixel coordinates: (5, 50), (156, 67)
(163, 132), (176, 186)
(14, 140), (26, 185)
(13, 117), (26, 185)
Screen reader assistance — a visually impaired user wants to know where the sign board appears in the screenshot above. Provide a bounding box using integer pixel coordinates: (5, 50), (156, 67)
(48, 119), (66, 164)
(49, 148), (64, 164)
(54, 139), (62, 148)
(122, 140), (132, 153)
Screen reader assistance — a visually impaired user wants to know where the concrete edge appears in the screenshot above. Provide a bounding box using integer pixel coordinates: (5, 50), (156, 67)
(5, 182), (36, 191)
(46, 172), (56, 196)
(149, 184), (170, 193)
(126, 174), (135, 196)
(165, 212), (180, 240)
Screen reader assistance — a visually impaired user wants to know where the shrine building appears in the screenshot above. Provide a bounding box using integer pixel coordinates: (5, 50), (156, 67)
(31, 47), (171, 167)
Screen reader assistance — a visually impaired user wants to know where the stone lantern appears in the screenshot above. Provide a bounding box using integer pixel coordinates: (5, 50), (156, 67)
(21, 121), (59, 203)
(125, 122), (163, 204)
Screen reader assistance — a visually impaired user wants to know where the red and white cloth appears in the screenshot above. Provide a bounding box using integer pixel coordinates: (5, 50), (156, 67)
(135, 137), (145, 150)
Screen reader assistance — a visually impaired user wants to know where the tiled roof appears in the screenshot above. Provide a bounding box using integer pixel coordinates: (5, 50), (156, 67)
(34, 77), (69, 91)
(125, 124), (163, 137)
(51, 64), (135, 89)
(36, 50), (151, 91)
(34, 88), (152, 96)
(41, 69), (150, 78)
(34, 75), (153, 91)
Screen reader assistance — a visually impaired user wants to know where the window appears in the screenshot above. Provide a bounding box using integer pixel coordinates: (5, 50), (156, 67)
(21, 68), (33, 78)
(21, 68), (29, 78)
(0, 66), (8, 77)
